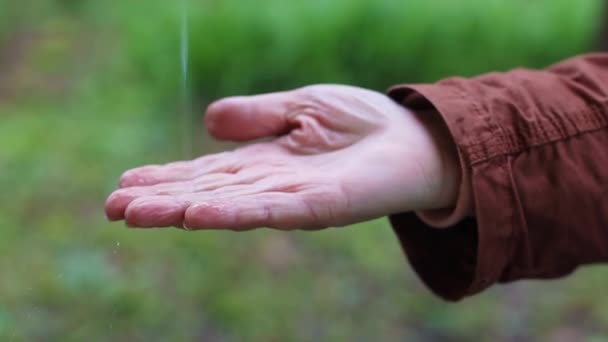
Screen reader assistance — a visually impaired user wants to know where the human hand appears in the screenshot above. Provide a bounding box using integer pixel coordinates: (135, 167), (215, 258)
(105, 85), (460, 230)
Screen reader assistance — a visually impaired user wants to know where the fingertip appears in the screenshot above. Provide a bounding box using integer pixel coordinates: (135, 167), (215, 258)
(119, 167), (158, 188)
(204, 98), (241, 140)
(183, 203), (207, 229)
(205, 97), (231, 117)
(184, 202), (232, 230)
(105, 190), (136, 221)
(204, 93), (291, 141)
(124, 198), (186, 228)
(119, 171), (137, 188)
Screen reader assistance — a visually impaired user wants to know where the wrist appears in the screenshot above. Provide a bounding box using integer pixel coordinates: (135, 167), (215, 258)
(413, 107), (462, 209)
(413, 106), (475, 227)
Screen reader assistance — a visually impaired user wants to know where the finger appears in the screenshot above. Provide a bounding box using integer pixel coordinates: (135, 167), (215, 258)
(107, 177), (209, 221)
(119, 173), (234, 198)
(108, 174), (225, 222)
(106, 179), (197, 222)
(124, 196), (190, 228)
(107, 173), (271, 223)
(205, 91), (297, 141)
(119, 152), (234, 188)
(183, 192), (322, 231)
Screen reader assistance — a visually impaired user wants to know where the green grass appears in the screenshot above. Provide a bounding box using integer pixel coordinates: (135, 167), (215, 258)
(1, 0), (607, 340)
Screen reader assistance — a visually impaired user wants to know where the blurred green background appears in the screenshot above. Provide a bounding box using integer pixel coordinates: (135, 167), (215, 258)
(1, 0), (607, 340)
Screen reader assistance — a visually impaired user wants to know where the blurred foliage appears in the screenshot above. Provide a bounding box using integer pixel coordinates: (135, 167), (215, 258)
(0, 0), (606, 340)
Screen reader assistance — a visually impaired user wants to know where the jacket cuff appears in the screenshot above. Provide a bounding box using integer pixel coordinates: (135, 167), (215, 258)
(386, 83), (513, 301)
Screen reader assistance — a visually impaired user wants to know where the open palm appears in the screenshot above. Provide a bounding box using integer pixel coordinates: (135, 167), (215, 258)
(105, 85), (460, 230)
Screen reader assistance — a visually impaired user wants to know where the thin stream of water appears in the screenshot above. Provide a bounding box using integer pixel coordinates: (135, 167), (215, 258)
(180, 2), (193, 158)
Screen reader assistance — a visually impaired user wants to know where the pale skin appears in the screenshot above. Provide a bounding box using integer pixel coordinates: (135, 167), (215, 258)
(105, 85), (461, 230)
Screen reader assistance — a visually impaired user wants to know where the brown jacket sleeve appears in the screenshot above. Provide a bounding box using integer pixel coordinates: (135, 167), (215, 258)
(388, 53), (608, 301)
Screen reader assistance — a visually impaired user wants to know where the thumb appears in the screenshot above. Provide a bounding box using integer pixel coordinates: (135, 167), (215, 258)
(205, 90), (297, 141)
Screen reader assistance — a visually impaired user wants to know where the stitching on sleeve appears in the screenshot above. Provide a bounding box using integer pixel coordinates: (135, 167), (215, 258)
(468, 108), (608, 165)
